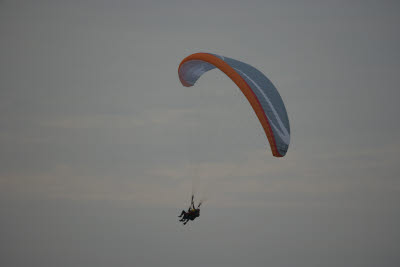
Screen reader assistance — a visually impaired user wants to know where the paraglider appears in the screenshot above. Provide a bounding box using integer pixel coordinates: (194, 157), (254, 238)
(178, 52), (290, 157)
(177, 52), (291, 225)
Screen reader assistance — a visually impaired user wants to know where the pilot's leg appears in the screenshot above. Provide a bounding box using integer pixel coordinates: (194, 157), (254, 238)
(178, 210), (186, 217)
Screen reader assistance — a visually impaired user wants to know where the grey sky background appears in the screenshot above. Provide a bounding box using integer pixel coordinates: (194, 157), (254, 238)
(1, 0), (399, 266)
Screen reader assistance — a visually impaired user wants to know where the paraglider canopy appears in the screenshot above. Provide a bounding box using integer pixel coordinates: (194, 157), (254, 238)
(178, 53), (290, 157)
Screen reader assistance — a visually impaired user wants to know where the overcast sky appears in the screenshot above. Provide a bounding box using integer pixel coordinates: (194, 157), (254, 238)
(1, 0), (399, 266)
